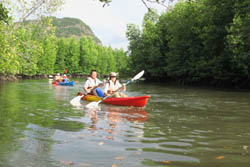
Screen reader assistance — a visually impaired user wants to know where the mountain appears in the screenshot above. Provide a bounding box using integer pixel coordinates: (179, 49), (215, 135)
(51, 17), (102, 45)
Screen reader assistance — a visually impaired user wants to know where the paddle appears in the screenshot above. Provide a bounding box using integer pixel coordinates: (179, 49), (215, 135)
(70, 92), (86, 106)
(70, 81), (105, 106)
(85, 70), (144, 109)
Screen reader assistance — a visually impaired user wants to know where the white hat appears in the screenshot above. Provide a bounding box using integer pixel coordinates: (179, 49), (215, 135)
(109, 72), (117, 77)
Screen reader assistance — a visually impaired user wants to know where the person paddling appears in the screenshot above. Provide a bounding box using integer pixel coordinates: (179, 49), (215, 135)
(83, 70), (105, 97)
(63, 74), (69, 83)
(104, 72), (127, 98)
(54, 73), (63, 82)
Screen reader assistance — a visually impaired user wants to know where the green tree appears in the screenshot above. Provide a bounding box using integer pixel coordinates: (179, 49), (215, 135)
(82, 37), (99, 74)
(79, 36), (88, 74)
(55, 38), (68, 74)
(96, 45), (107, 75)
(225, 0), (250, 86)
(0, 2), (9, 23)
(15, 27), (41, 76)
(37, 35), (58, 74)
(114, 48), (130, 77)
(105, 47), (116, 73)
(0, 23), (19, 75)
(126, 23), (143, 74)
(67, 37), (80, 74)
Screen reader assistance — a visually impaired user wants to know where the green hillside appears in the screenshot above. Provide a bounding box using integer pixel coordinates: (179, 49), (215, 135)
(51, 17), (102, 45)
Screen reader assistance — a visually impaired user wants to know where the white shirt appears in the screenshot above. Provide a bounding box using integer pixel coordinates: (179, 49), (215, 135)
(104, 80), (122, 93)
(84, 77), (102, 90)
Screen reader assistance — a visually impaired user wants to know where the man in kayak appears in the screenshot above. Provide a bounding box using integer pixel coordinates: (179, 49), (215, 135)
(104, 72), (127, 97)
(54, 73), (63, 82)
(84, 70), (105, 97)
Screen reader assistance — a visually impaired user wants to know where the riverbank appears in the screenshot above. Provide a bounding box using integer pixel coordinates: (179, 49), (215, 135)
(2, 74), (249, 90)
(0, 74), (102, 82)
(0, 75), (53, 82)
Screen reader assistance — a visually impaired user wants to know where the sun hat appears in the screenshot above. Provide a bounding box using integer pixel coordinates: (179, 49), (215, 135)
(109, 72), (117, 77)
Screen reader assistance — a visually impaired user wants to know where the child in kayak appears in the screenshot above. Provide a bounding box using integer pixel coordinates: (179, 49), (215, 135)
(104, 72), (127, 98)
(84, 70), (105, 97)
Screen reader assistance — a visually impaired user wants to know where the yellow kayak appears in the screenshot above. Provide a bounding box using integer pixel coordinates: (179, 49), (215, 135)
(82, 95), (102, 102)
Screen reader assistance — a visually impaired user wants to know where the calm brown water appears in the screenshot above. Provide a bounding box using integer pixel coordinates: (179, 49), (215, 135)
(0, 79), (250, 167)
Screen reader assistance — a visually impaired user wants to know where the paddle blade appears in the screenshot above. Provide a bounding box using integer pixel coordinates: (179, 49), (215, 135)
(85, 101), (100, 109)
(131, 70), (144, 81)
(70, 95), (83, 106)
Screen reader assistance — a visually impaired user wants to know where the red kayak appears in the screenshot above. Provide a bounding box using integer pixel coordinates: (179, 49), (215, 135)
(82, 95), (151, 107)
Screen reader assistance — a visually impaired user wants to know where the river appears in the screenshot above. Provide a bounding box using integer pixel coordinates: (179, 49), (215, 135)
(0, 79), (250, 167)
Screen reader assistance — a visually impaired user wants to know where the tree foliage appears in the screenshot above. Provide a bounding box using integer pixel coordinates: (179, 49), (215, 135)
(0, 2), (9, 23)
(127, 0), (250, 88)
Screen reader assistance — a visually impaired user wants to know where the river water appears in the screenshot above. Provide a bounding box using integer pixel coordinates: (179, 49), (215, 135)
(0, 79), (250, 167)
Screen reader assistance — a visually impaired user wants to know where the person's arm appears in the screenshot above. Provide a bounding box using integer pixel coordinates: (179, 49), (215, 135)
(122, 83), (126, 91)
(96, 78), (105, 87)
(115, 81), (126, 92)
(103, 82), (110, 96)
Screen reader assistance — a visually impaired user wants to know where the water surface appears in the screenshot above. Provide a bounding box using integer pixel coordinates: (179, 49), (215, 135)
(0, 80), (250, 167)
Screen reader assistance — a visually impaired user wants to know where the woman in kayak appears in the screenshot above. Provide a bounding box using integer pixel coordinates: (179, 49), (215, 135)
(104, 72), (127, 97)
(63, 74), (69, 83)
(83, 69), (105, 97)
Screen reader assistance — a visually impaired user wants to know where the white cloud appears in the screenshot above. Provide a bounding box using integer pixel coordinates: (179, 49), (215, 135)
(55, 0), (166, 51)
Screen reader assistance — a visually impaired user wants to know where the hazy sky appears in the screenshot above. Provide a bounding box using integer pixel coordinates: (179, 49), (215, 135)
(55, 0), (166, 50)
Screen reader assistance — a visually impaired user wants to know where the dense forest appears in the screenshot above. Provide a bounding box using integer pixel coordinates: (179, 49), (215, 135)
(127, 0), (250, 88)
(1, 0), (250, 88)
(0, 16), (129, 79)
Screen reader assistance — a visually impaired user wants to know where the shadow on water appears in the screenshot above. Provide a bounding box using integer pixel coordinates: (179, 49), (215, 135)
(0, 80), (250, 166)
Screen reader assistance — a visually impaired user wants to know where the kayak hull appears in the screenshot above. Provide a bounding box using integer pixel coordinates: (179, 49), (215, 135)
(82, 95), (150, 107)
(53, 81), (75, 86)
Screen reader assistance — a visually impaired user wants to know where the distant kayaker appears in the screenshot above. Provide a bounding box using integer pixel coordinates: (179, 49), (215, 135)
(83, 70), (105, 97)
(54, 73), (63, 82)
(63, 74), (69, 83)
(64, 68), (68, 74)
(104, 72), (127, 97)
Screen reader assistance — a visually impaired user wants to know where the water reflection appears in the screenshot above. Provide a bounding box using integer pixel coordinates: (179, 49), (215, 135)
(88, 108), (98, 131)
(86, 106), (148, 134)
(54, 85), (69, 102)
(104, 106), (148, 123)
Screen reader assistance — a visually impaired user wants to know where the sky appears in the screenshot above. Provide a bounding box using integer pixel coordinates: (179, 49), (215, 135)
(55, 0), (167, 51)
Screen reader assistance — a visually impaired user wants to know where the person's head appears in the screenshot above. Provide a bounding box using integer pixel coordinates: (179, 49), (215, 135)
(56, 73), (60, 76)
(63, 74), (67, 78)
(90, 70), (97, 79)
(109, 72), (117, 81)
